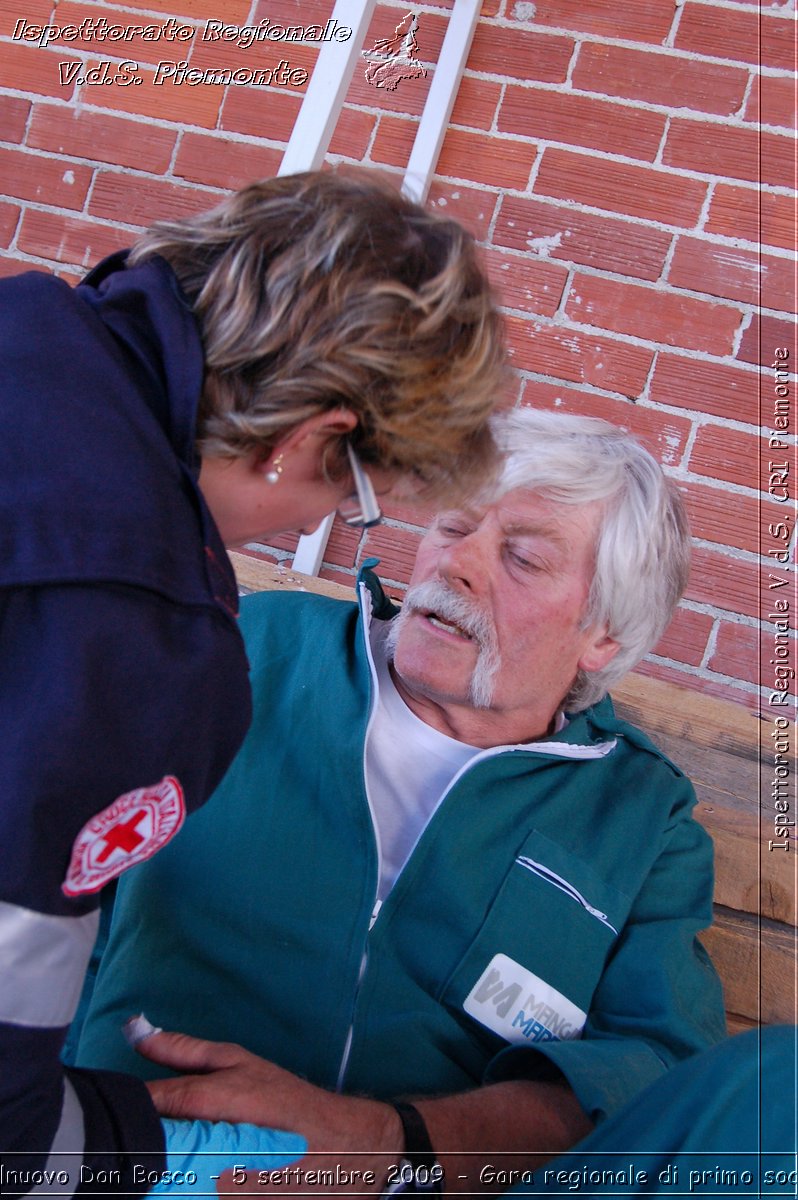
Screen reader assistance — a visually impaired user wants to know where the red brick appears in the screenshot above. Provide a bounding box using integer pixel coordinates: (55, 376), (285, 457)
(669, 237), (796, 314)
(664, 120), (794, 189)
(0, 254), (47, 279)
(17, 209), (131, 267)
(81, 60), (222, 127)
(262, 530), (299, 555)
(372, 118), (537, 189)
(0, 202), (20, 249)
(0, 43), (81, 97)
(686, 546), (759, 619)
(345, 63), (430, 119)
(482, 247), (568, 318)
(329, 109), (377, 160)
(708, 621), (759, 686)
(89, 172), (219, 228)
(0, 0), (53, 37)
(678, 480), (785, 555)
(219, 84), (299, 142)
(174, 133), (283, 189)
(675, 4), (795, 71)
(348, 69), (499, 129)
(427, 184), (497, 243)
(689, 425), (765, 490)
(188, 28), (317, 86)
(316, 520), (362, 571)
(707, 185), (796, 253)
(745, 75), (798, 131)
(649, 355), (759, 425)
(654, 607), (714, 668)
(27, 105), (177, 172)
(506, 317), (654, 396)
(631, 658), (760, 712)
(519, 0), (672, 42)
(108, 0), (250, 18)
(0, 147), (92, 210)
(738, 315), (798, 369)
(45, 3), (198, 66)
(493, 195), (671, 283)
(263, 519), (363, 568)
(521, 380), (692, 465)
(571, 43), (749, 117)
(0, 95), (30, 142)
(362, 5), (449, 63)
(566, 275), (742, 355)
(535, 149), (707, 228)
(380, 498), (436, 528)
(467, 25), (574, 82)
(359, 525), (423, 584)
(499, 87), (665, 162)
(252, 0), (333, 23)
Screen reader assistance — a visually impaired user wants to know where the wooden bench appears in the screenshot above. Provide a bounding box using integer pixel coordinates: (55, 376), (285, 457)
(230, 553), (796, 1035)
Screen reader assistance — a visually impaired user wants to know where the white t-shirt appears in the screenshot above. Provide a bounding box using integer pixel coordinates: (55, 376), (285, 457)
(365, 620), (568, 904)
(366, 622), (482, 902)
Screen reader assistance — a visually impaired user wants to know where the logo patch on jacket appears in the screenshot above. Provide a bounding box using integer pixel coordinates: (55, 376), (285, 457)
(62, 776), (185, 897)
(464, 953), (586, 1044)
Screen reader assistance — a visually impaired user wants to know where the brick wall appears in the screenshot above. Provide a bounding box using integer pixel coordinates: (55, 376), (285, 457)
(1, 0), (795, 711)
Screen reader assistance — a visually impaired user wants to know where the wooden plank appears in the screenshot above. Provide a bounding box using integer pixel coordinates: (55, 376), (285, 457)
(695, 804), (797, 926)
(612, 673), (763, 763)
(230, 553), (357, 603)
(701, 908), (797, 1026)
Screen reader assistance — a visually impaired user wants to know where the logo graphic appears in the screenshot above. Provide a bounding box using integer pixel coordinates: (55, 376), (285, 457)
(463, 953), (587, 1045)
(62, 776), (185, 896)
(364, 12), (426, 91)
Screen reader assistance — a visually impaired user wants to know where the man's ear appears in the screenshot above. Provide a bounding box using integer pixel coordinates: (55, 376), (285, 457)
(578, 630), (621, 675)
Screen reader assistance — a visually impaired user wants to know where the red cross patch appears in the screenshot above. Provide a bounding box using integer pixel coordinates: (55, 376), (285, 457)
(62, 776), (186, 897)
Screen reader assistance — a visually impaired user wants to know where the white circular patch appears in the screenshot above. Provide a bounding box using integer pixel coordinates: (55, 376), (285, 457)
(62, 775), (186, 897)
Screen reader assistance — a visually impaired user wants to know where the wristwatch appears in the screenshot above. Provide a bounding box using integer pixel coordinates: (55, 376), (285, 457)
(382, 1102), (445, 1196)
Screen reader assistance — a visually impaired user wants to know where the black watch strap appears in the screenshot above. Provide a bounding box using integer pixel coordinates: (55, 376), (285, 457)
(393, 1102), (436, 1168)
(383, 1103), (443, 1196)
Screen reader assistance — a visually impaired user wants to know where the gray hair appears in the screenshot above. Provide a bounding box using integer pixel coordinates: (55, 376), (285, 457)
(490, 408), (691, 711)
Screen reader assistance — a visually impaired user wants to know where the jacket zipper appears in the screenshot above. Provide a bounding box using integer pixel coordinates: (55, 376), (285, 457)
(335, 584), (382, 1092)
(516, 856), (618, 934)
(336, 583), (619, 1087)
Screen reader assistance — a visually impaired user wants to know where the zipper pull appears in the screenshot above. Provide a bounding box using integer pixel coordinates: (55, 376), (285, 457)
(369, 899), (382, 930)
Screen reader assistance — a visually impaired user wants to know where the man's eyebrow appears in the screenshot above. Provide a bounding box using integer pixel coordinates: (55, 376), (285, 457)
(502, 519), (570, 548)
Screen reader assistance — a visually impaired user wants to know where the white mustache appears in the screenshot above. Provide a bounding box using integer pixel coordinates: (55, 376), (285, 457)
(402, 579), (496, 649)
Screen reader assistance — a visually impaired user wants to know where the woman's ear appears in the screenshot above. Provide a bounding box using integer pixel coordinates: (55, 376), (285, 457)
(280, 408), (358, 452)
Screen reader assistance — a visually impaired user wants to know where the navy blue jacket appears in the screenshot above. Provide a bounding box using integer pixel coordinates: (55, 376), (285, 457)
(0, 254), (251, 1194)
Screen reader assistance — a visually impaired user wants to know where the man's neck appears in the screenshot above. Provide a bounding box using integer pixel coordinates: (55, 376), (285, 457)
(389, 665), (560, 749)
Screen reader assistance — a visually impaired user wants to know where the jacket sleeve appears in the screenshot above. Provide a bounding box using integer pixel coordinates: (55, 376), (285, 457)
(0, 581), (250, 1196)
(485, 773), (727, 1122)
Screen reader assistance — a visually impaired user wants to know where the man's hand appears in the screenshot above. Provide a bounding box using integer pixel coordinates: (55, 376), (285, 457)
(137, 1030), (401, 1194)
(137, 1029), (593, 1196)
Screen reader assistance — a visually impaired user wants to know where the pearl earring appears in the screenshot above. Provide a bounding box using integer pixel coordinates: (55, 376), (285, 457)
(265, 453), (284, 485)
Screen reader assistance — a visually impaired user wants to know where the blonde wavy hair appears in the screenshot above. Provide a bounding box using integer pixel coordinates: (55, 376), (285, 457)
(128, 169), (505, 496)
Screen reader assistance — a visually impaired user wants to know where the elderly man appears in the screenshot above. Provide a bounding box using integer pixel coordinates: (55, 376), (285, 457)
(71, 410), (728, 1194)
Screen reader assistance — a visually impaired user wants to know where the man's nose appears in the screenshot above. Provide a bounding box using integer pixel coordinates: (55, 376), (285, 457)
(438, 531), (484, 594)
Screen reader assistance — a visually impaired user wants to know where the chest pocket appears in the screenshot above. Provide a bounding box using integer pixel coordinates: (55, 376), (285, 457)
(438, 829), (629, 1051)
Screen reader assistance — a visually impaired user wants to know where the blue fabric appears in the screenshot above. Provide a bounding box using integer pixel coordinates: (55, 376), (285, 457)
(0, 253), (250, 1190)
(152, 1118), (306, 1192)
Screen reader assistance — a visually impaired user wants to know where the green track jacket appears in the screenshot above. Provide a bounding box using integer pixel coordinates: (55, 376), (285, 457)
(74, 575), (727, 1122)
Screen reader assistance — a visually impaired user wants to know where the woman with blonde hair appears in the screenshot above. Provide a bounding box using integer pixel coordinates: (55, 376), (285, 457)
(0, 169), (504, 1197)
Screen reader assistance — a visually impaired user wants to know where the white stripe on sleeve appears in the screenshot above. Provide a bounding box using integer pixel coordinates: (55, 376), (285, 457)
(0, 901), (99, 1027)
(25, 1079), (85, 1199)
